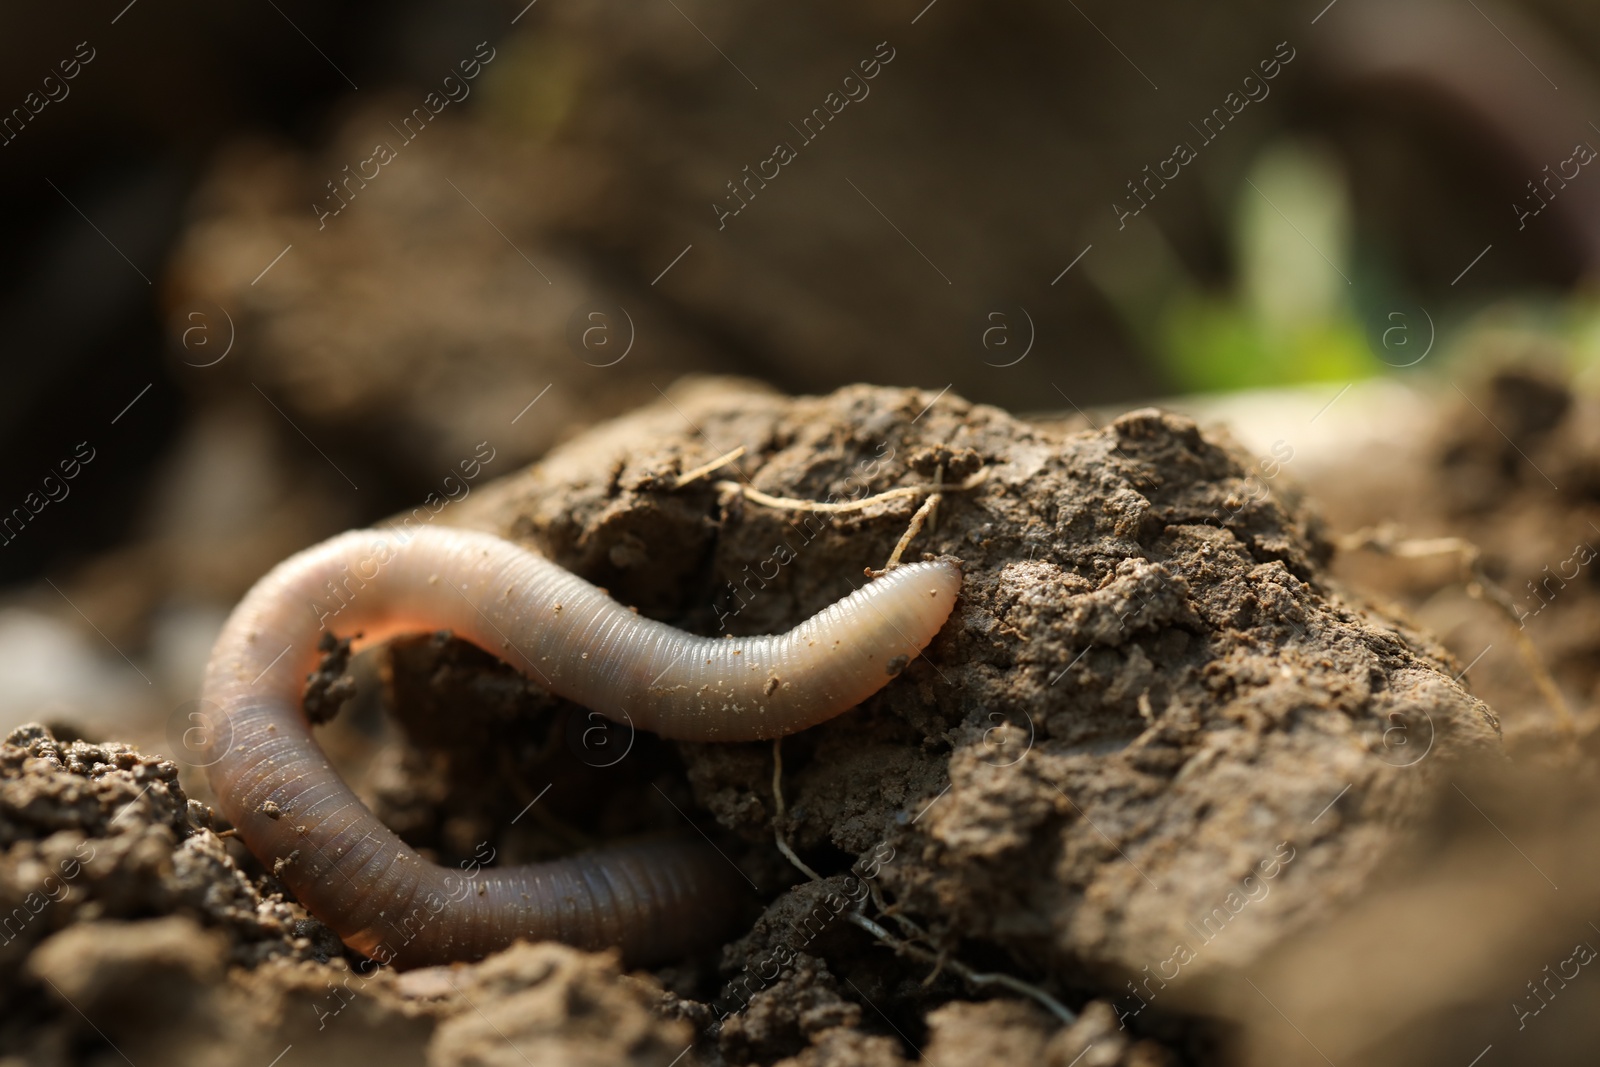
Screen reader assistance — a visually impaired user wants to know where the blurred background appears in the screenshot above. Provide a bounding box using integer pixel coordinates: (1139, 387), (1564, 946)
(8, 0), (1600, 1061)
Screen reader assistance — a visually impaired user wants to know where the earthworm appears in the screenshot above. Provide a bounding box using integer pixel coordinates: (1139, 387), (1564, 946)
(200, 525), (960, 967)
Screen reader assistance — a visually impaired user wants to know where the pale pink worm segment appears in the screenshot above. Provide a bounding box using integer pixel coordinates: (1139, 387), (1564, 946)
(200, 526), (960, 967)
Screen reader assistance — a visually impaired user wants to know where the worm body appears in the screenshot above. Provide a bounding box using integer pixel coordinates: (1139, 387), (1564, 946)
(200, 526), (959, 967)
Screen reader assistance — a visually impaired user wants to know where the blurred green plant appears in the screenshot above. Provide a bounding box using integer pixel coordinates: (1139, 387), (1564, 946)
(1087, 138), (1391, 394)
(1159, 140), (1379, 392)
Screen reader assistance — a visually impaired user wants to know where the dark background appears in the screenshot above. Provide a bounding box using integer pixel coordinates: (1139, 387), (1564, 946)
(2, 0), (1597, 587)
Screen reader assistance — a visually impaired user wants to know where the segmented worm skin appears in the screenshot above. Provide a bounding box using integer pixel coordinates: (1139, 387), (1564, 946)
(201, 526), (960, 968)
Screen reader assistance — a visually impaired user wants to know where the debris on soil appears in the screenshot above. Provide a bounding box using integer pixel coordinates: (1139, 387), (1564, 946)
(303, 632), (358, 726)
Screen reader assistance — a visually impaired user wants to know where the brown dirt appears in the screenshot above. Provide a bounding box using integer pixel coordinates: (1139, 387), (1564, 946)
(1198, 360), (1600, 1066)
(1326, 363), (1600, 750)
(0, 379), (1517, 1064)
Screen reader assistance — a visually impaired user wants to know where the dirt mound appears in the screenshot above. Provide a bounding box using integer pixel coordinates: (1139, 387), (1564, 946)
(0, 380), (1504, 1064)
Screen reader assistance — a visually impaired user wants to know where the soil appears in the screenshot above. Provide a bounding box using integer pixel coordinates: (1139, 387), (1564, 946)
(12, 0), (1600, 1058)
(1, 378), (1527, 1065)
(1207, 361), (1600, 1066)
